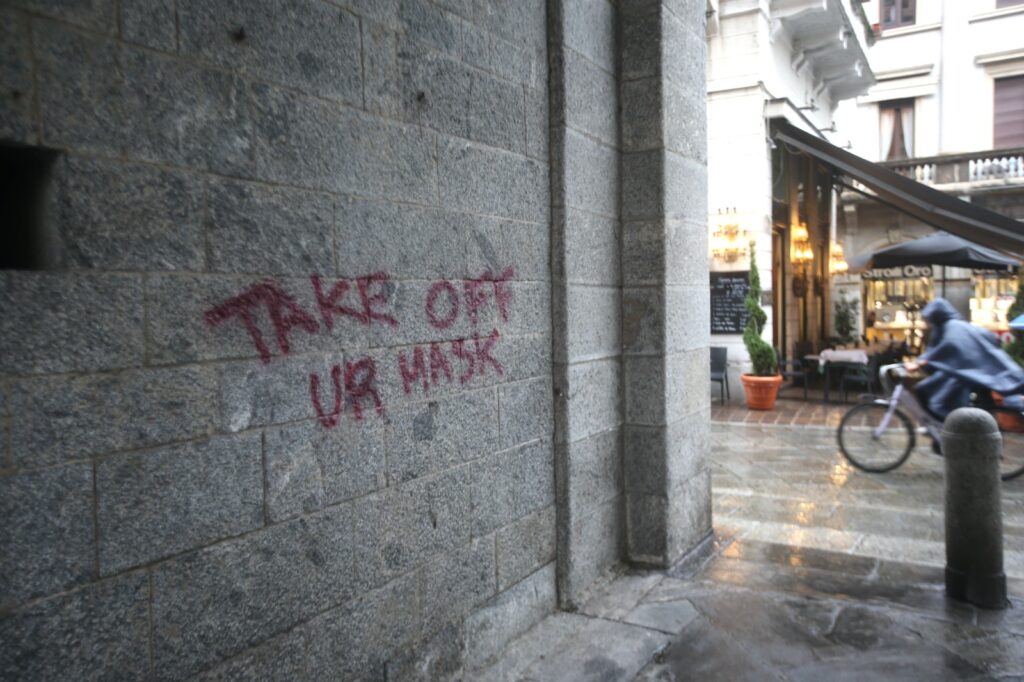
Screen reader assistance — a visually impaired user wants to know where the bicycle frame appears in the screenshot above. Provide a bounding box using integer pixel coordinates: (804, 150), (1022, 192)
(872, 363), (943, 445)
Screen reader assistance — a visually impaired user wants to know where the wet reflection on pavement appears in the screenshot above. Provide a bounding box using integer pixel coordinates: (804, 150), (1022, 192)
(712, 422), (1024, 576)
(478, 421), (1024, 680)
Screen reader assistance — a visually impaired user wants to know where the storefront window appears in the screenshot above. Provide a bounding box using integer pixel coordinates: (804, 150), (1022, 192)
(971, 272), (1018, 332)
(862, 266), (934, 349)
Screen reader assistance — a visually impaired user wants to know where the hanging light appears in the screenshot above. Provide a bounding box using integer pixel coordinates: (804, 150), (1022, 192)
(791, 221), (813, 265)
(791, 222), (810, 242)
(830, 241), (848, 274)
(711, 207), (748, 262)
(794, 242), (815, 264)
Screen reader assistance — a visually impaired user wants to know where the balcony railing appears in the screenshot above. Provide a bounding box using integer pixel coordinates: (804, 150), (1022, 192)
(882, 148), (1024, 186)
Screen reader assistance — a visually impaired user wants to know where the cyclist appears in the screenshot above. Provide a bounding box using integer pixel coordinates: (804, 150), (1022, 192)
(905, 298), (1024, 425)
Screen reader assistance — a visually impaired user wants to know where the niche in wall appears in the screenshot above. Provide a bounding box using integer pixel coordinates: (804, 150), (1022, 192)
(0, 141), (61, 270)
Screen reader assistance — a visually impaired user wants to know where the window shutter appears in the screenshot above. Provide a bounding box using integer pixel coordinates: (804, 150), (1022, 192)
(995, 76), (1024, 149)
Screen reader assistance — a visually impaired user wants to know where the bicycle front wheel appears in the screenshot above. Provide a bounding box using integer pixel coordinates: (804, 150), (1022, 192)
(990, 407), (1024, 481)
(837, 402), (915, 473)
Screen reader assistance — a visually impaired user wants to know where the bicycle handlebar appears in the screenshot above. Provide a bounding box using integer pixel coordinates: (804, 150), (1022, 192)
(878, 363), (906, 396)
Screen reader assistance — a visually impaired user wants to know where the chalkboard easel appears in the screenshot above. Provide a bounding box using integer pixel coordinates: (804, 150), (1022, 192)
(710, 271), (749, 335)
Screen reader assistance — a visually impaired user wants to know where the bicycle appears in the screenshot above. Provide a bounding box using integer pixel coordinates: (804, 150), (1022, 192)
(837, 363), (1024, 481)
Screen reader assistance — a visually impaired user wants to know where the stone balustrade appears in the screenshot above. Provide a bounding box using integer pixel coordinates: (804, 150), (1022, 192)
(884, 148), (1024, 186)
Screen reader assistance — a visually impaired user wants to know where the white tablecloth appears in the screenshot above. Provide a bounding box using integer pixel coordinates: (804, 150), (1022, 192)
(817, 349), (869, 368)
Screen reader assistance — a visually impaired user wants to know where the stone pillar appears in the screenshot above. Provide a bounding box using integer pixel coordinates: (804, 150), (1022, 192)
(620, 0), (712, 566)
(549, 0), (625, 607)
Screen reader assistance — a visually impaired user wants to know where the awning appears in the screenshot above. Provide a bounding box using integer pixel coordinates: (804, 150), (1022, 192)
(847, 231), (1020, 274)
(772, 120), (1024, 254)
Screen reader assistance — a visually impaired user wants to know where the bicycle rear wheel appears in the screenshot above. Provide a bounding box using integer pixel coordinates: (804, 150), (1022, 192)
(837, 402), (915, 473)
(989, 407), (1024, 481)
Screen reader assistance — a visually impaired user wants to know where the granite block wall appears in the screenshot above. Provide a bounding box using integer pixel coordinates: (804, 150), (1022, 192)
(549, 0), (625, 607)
(0, 0), (555, 679)
(0, 0), (710, 678)
(620, 0), (712, 567)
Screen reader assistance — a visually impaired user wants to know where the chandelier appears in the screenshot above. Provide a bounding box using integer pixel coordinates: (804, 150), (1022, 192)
(711, 208), (749, 263)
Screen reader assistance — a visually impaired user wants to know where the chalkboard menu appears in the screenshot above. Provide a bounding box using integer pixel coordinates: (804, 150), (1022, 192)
(710, 271), (749, 334)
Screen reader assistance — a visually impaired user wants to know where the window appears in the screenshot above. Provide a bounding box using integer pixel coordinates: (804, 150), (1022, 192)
(880, 0), (915, 29)
(997, 0), (1024, 8)
(879, 100), (915, 161)
(995, 76), (1024, 149)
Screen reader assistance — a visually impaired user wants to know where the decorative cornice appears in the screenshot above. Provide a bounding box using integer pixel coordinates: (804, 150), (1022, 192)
(969, 5), (1024, 24)
(976, 49), (1024, 67)
(875, 65), (934, 81)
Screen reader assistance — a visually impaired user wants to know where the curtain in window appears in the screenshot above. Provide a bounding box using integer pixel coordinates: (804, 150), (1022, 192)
(901, 104), (913, 157)
(881, 103), (912, 160)
(880, 106), (895, 160)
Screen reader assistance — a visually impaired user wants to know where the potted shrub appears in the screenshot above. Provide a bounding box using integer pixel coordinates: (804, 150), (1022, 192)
(741, 241), (782, 409)
(834, 291), (858, 346)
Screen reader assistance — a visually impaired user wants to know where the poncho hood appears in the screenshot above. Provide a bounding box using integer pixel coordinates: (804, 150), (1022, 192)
(922, 298), (960, 325)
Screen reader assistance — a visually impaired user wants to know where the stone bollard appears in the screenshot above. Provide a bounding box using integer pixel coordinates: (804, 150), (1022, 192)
(943, 408), (1007, 609)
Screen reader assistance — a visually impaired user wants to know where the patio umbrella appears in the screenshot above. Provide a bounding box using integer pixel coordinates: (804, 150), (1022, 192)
(848, 231), (1021, 274)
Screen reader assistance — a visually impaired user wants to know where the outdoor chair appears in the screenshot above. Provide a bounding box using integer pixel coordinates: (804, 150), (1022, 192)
(776, 347), (810, 400)
(710, 346), (729, 403)
(840, 354), (882, 403)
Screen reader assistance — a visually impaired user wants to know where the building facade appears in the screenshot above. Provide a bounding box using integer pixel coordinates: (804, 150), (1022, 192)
(706, 0), (875, 390)
(0, 1), (710, 680)
(834, 0), (1024, 345)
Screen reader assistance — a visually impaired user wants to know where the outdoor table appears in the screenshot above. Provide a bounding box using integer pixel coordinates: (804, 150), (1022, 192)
(815, 349), (869, 404)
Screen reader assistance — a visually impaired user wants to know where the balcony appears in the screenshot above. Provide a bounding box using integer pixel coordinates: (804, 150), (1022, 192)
(769, 0), (876, 102)
(882, 148), (1024, 190)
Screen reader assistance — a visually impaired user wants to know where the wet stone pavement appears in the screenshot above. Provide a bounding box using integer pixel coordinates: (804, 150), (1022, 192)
(477, 421), (1024, 680)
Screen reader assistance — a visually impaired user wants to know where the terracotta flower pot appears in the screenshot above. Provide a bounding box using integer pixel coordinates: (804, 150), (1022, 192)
(741, 373), (783, 411)
(993, 393), (1024, 432)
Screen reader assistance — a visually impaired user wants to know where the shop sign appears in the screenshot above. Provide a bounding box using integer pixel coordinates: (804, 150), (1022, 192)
(861, 265), (933, 280)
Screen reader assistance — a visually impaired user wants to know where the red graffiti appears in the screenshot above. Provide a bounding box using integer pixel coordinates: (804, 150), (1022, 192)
(309, 357), (384, 427)
(429, 342), (452, 386)
(311, 272), (398, 329)
(345, 357), (384, 421)
(463, 279), (489, 324)
(311, 275), (360, 329)
(472, 328), (504, 378)
(451, 328), (504, 383)
(357, 272), (399, 328)
(398, 346), (429, 395)
(425, 267), (515, 330)
(310, 365), (343, 428)
(485, 266), (514, 323)
(204, 280), (319, 364)
(451, 337), (475, 384)
(398, 328), (505, 395)
(206, 266), (515, 428)
(426, 280), (460, 329)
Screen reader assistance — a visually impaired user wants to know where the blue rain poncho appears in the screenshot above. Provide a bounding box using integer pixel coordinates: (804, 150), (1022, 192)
(917, 298), (1024, 420)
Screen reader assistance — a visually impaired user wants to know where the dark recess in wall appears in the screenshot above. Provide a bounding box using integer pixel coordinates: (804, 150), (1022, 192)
(0, 141), (60, 270)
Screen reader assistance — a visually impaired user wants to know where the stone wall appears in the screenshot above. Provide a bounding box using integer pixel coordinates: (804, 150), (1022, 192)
(0, 0), (709, 679)
(0, 1), (555, 679)
(619, 0), (712, 566)
(549, 0), (625, 607)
